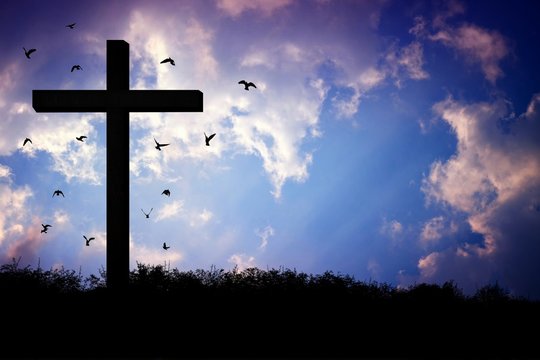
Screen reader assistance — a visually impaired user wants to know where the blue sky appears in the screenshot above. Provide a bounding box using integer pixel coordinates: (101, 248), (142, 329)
(1, 0), (539, 298)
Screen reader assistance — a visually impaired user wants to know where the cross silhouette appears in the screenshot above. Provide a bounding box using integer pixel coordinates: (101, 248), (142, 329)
(32, 40), (203, 290)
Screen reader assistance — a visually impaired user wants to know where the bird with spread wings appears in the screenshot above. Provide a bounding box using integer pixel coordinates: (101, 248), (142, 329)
(238, 80), (256, 91)
(204, 132), (216, 146)
(23, 47), (36, 59)
(160, 57), (175, 66)
(84, 235), (95, 246)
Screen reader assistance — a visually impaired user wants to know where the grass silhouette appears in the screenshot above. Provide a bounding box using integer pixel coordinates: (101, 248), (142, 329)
(1, 258), (538, 358)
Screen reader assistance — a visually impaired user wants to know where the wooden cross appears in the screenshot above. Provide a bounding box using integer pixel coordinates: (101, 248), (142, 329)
(32, 40), (203, 290)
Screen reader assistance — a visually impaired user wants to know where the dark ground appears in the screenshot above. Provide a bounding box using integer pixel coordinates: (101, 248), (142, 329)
(1, 263), (538, 358)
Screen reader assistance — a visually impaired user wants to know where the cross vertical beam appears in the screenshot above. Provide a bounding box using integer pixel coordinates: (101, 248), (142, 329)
(106, 109), (130, 290)
(106, 41), (130, 290)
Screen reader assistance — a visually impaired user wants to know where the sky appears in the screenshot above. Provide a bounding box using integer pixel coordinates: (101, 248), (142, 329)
(1, 0), (539, 298)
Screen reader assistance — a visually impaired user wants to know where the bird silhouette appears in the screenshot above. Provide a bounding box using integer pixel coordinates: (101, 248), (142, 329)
(161, 189), (171, 197)
(154, 138), (169, 151)
(71, 65), (83, 72)
(141, 208), (153, 218)
(23, 138), (32, 146)
(204, 132), (216, 146)
(238, 80), (256, 91)
(23, 47), (36, 59)
(83, 235), (95, 246)
(163, 242), (170, 250)
(66, 23), (76, 29)
(41, 224), (52, 234)
(160, 57), (175, 66)
(52, 189), (64, 197)
(76, 135), (87, 142)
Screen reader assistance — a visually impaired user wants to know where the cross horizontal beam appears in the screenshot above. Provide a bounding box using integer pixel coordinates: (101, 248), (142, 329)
(33, 90), (203, 112)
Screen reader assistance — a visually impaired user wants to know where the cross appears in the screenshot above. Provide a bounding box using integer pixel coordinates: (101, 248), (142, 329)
(32, 40), (203, 290)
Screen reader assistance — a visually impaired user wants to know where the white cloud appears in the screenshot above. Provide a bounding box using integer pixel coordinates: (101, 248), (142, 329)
(380, 218), (403, 239)
(418, 94), (540, 296)
(385, 41), (429, 87)
(189, 208), (214, 227)
(409, 16), (428, 37)
(332, 39), (429, 119)
(53, 210), (70, 226)
(0, 164), (12, 178)
(216, 0), (293, 17)
(408, 2), (509, 84)
(78, 230), (107, 260)
(0, 167), (33, 246)
(430, 24), (509, 84)
(419, 216), (444, 245)
(130, 234), (183, 267)
(256, 225), (274, 250)
(155, 200), (184, 222)
(123, 10), (326, 199)
(367, 259), (382, 280)
(411, 1), (509, 85)
(0, 63), (20, 109)
(228, 253), (256, 271)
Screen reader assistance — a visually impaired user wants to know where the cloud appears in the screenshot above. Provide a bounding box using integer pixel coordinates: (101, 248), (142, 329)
(78, 230), (107, 260)
(380, 218), (403, 239)
(0, 43), (104, 185)
(154, 200), (184, 222)
(188, 208), (214, 227)
(3, 217), (46, 266)
(0, 168), (34, 247)
(216, 0), (293, 17)
(256, 225), (274, 250)
(53, 210), (70, 226)
(419, 216), (444, 245)
(228, 253), (256, 271)
(385, 41), (429, 87)
(130, 234), (183, 267)
(332, 39), (429, 119)
(124, 10), (326, 199)
(367, 259), (382, 280)
(419, 94), (540, 297)
(0, 164), (12, 178)
(0, 63), (20, 109)
(430, 24), (509, 84)
(412, 1), (510, 84)
(432, 0), (466, 28)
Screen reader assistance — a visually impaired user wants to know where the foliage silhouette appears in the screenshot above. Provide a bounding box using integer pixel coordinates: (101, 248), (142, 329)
(1, 259), (539, 358)
(0, 259), (533, 305)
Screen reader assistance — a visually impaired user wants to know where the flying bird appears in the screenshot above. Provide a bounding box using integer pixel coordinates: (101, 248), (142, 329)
(84, 235), (95, 246)
(154, 138), (169, 151)
(66, 23), (76, 29)
(76, 135), (87, 142)
(238, 80), (256, 91)
(141, 208), (153, 218)
(160, 57), (175, 66)
(41, 224), (52, 234)
(52, 189), (64, 197)
(161, 189), (171, 197)
(163, 242), (170, 250)
(23, 47), (36, 59)
(71, 65), (83, 72)
(204, 132), (216, 146)
(23, 138), (32, 146)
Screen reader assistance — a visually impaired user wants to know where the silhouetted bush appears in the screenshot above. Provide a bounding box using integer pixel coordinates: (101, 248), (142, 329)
(1, 260), (538, 359)
(473, 282), (511, 303)
(0, 259), (536, 306)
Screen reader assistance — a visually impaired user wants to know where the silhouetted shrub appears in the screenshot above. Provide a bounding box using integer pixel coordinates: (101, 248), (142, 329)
(0, 260), (536, 307)
(473, 282), (511, 303)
